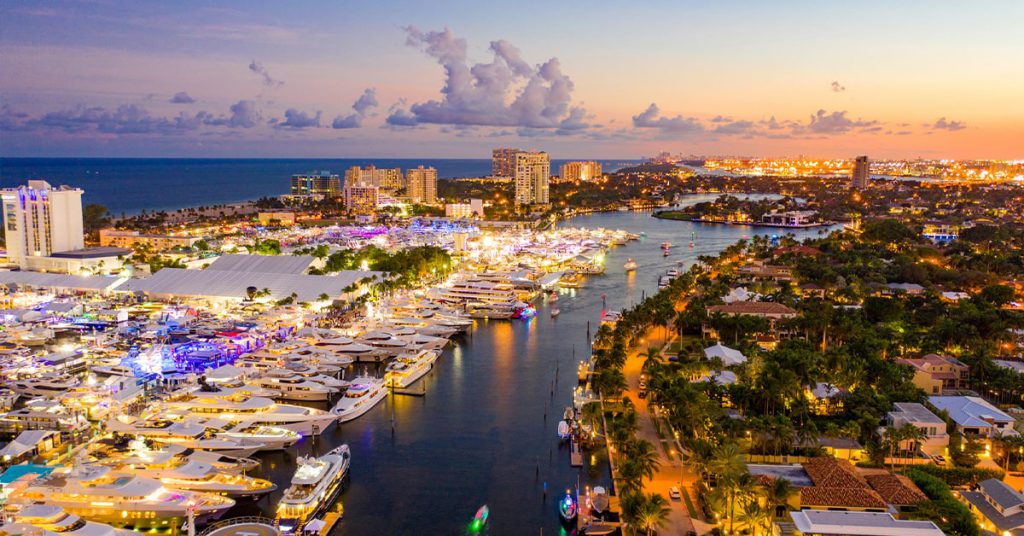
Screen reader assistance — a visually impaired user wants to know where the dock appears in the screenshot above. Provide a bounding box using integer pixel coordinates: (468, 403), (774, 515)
(570, 437), (583, 467)
(320, 511), (343, 535)
(392, 386), (426, 397)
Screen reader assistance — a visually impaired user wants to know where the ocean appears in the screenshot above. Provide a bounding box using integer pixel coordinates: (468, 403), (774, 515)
(0, 158), (640, 216)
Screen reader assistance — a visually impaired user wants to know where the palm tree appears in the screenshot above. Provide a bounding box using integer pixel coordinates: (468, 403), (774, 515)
(635, 493), (672, 536)
(642, 346), (662, 374)
(764, 477), (796, 520)
(710, 442), (748, 535)
(625, 439), (661, 482)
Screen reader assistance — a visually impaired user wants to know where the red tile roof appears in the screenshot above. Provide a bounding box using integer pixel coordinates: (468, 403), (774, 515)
(799, 486), (888, 509)
(865, 474), (928, 505)
(706, 302), (798, 317)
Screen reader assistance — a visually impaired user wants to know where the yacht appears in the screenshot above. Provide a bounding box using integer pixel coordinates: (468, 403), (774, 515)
(277, 445), (351, 532)
(384, 350), (439, 388)
(10, 374), (80, 398)
(429, 279), (518, 307)
(247, 376), (335, 401)
(90, 364), (136, 378)
(600, 310), (622, 327)
(331, 377), (387, 422)
(113, 454), (275, 498)
(213, 422), (302, 451)
(106, 416), (265, 457)
(4, 504), (139, 536)
(161, 391), (338, 436)
(623, 258), (637, 272)
(466, 302), (515, 319)
(6, 465), (235, 528)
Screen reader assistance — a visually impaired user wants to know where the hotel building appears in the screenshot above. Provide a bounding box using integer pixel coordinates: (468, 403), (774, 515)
(406, 166), (438, 204)
(560, 161), (603, 182)
(290, 171), (341, 197)
(345, 165), (404, 192)
(514, 151), (551, 206)
(2, 180), (85, 269)
(99, 229), (200, 251)
(344, 184), (380, 215)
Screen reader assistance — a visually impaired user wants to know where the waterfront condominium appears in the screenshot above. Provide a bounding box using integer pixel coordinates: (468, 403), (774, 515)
(560, 161), (603, 182)
(851, 155), (869, 189)
(345, 165), (404, 192)
(406, 166), (438, 204)
(343, 183), (380, 215)
(492, 148), (521, 179)
(1, 180), (84, 269)
(290, 171), (341, 197)
(514, 151), (551, 206)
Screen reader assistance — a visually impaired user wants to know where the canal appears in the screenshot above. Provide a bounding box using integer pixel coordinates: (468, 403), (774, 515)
(236, 206), (838, 535)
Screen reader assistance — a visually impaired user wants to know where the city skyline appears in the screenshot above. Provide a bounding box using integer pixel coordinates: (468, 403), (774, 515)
(2, 1), (1022, 159)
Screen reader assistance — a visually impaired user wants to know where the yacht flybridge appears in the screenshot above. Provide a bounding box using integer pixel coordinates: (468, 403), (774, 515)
(330, 377), (387, 422)
(3, 504), (139, 536)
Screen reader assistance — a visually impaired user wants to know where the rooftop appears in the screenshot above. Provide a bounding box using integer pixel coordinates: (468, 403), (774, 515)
(706, 301), (798, 317)
(48, 246), (133, 259)
(789, 510), (944, 536)
(205, 254), (317, 275)
(890, 402), (945, 425)
(928, 395), (1015, 428)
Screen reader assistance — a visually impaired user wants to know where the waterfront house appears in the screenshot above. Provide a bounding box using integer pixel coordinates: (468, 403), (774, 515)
(805, 383), (846, 416)
(928, 395), (1017, 439)
(961, 478), (1024, 536)
(773, 245), (822, 257)
(897, 354), (968, 394)
(706, 301), (799, 320)
(885, 402), (949, 457)
(785, 511), (943, 536)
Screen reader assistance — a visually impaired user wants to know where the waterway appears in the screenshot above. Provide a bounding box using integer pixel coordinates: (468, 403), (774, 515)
(232, 205), (839, 535)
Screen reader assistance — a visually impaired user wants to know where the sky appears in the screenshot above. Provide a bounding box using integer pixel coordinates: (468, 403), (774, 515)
(1, 0), (1022, 159)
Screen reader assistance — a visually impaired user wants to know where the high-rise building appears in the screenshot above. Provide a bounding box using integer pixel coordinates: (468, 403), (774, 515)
(514, 151), (551, 206)
(343, 184), (380, 215)
(1, 180), (85, 269)
(851, 156), (869, 189)
(290, 171), (341, 197)
(345, 165), (404, 192)
(406, 166), (438, 204)
(560, 161), (603, 182)
(492, 148), (521, 179)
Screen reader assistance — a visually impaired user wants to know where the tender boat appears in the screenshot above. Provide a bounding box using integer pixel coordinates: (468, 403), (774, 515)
(559, 490), (578, 523)
(591, 486), (610, 515)
(471, 505), (489, 532)
(557, 420), (571, 440)
(623, 259), (637, 272)
(277, 444), (351, 532)
(330, 377), (387, 422)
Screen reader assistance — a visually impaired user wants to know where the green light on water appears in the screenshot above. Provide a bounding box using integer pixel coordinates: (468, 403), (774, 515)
(469, 519), (482, 533)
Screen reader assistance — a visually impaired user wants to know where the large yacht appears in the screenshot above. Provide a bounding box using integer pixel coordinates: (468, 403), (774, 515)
(211, 421), (302, 451)
(330, 377), (387, 422)
(277, 444), (351, 533)
(161, 390), (338, 436)
(428, 279), (518, 307)
(384, 350), (439, 389)
(108, 444), (276, 498)
(106, 416), (265, 457)
(10, 374), (80, 398)
(246, 375), (335, 401)
(6, 465), (235, 529)
(3, 504), (140, 536)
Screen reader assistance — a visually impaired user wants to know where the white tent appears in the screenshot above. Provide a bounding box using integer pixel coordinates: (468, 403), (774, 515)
(704, 342), (747, 366)
(0, 430), (58, 459)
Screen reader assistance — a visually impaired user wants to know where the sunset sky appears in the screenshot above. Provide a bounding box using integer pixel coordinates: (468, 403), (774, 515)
(1, 0), (1022, 159)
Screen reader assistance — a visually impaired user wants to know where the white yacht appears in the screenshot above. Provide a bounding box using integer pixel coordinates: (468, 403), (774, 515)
(384, 350), (439, 389)
(6, 465), (235, 528)
(161, 391), (337, 436)
(277, 444), (351, 532)
(90, 364), (136, 378)
(106, 416), (265, 457)
(429, 279), (518, 307)
(10, 374), (80, 398)
(247, 376), (335, 401)
(330, 377), (387, 422)
(111, 450), (276, 498)
(4, 504), (140, 536)
(213, 422), (302, 451)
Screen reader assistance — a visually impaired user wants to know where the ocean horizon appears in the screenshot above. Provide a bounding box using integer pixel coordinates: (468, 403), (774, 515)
(0, 157), (641, 215)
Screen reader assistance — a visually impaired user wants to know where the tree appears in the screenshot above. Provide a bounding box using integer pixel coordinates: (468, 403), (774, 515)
(83, 204), (111, 231)
(635, 493), (672, 536)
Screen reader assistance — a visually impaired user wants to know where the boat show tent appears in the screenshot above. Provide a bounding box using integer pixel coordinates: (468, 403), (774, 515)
(0, 430), (59, 460)
(205, 254), (318, 275)
(125, 267), (383, 303)
(0, 271), (127, 292)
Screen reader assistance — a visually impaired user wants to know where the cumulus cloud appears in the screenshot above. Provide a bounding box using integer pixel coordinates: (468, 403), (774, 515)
(332, 88), (378, 129)
(0, 104), (31, 131)
(169, 92), (196, 104)
(712, 119), (757, 135)
(275, 108), (321, 129)
(386, 27), (589, 131)
(205, 100), (261, 128)
(632, 103), (704, 134)
(25, 104), (213, 135)
(830, 81), (846, 92)
(931, 117), (966, 131)
(805, 109), (877, 134)
(249, 60), (284, 87)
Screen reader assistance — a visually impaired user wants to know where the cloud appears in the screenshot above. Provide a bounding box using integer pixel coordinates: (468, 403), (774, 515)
(931, 117), (966, 131)
(248, 60), (284, 87)
(387, 27), (588, 132)
(332, 88), (378, 129)
(169, 91), (196, 104)
(275, 108), (321, 129)
(632, 103), (704, 134)
(712, 120), (757, 135)
(805, 109), (877, 134)
(24, 104), (212, 135)
(830, 81), (846, 92)
(205, 100), (261, 128)
(385, 100), (419, 127)
(0, 104), (31, 131)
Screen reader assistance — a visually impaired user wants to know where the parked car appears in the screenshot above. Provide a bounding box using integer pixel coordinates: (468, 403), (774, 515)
(669, 486), (681, 500)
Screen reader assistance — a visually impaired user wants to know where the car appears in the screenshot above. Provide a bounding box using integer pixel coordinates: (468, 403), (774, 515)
(932, 454), (947, 466)
(669, 486), (681, 500)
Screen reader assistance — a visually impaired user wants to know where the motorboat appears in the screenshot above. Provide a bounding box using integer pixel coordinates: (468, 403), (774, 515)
(277, 444), (351, 532)
(331, 377), (387, 422)
(4, 504), (140, 536)
(6, 465), (235, 529)
(161, 390), (338, 436)
(471, 505), (489, 532)
(90, 364), (136, 378)
(623, 259), (637, 272)
(10, 374), (80, 398)
(601, 310), (622, 327)
(551, 308), (560, 318)
(661, 242), (672, 250)
(214, 422), (302, 451)
(247, 376), (335, 401)
(590, 486), (610, 515)
(384, 350), (438, 388)
(557, 420), (571, 440)
(106, 416), (266, 457)
(559, 490), (578, 523)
